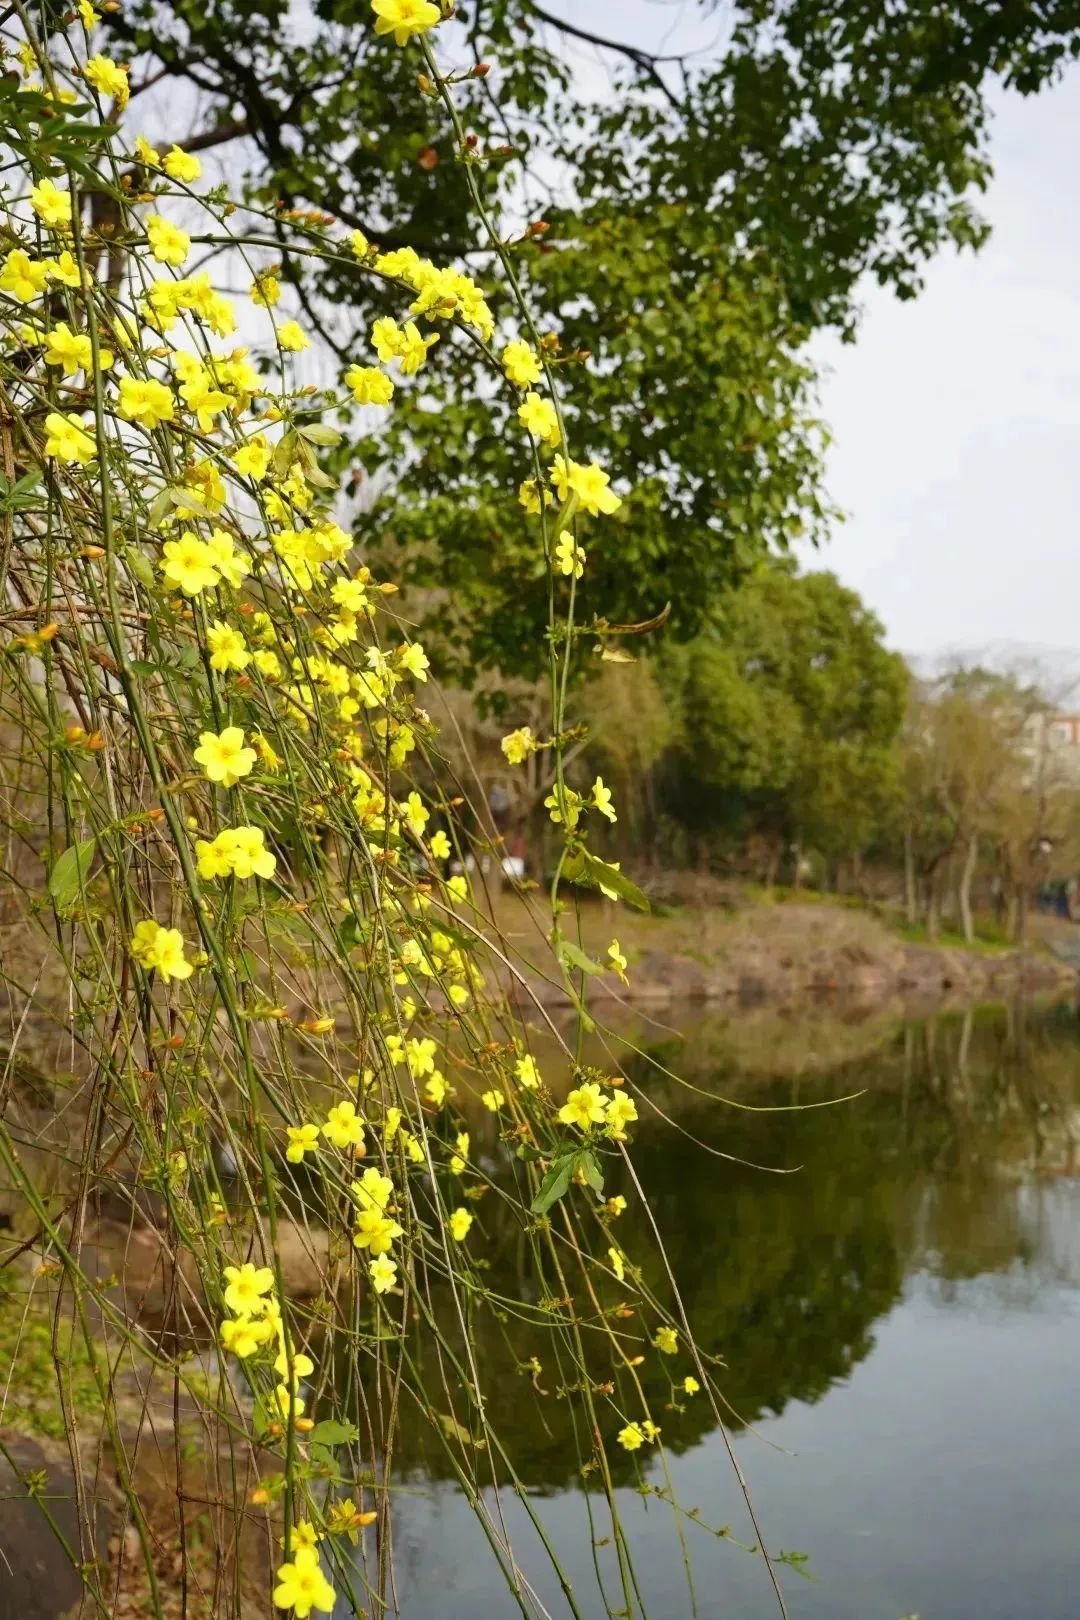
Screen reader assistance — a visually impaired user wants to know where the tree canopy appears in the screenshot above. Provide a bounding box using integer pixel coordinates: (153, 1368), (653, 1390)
(96, 1), (1080, 674)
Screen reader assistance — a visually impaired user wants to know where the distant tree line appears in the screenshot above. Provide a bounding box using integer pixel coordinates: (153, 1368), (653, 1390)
(451, 562), (1080, 945)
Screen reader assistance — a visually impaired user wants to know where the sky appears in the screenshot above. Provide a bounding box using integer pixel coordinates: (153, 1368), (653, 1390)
(555, 4), (1080, 667)
(806, 66), (1080, 668)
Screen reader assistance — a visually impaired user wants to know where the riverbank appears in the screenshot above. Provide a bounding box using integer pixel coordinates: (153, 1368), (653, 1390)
(496, 889), (1077, 1010)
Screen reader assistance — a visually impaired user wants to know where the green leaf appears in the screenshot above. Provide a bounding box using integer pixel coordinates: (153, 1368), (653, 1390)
(563, 849), (649, 912)
(530, 1156), (574, 1215)
(297, 422), (343, 447)
(48, 838), (97, 906)
(124, 549), (156, 591)
(306, 1419), (360, 1447)
(576, 1150), (605, 1198)
(557, 939), (602, 977)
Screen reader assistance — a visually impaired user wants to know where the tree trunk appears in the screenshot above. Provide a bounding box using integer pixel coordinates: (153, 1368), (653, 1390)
(904, 829), (917, 924)
(958, 831), (978, 945)
(1015, 883), (1029, 948)
(926, 874), (940, 942)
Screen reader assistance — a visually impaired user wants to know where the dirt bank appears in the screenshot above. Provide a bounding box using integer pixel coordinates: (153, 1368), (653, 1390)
(503, 896), (1077, 1010)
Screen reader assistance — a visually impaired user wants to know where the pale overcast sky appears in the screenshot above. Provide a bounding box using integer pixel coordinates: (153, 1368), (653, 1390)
(559, 5), (1080, 665)
(807, 66), (1080, 665)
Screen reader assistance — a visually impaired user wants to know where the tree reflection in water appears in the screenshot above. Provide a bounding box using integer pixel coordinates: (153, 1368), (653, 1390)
(336, 996), (1080, 1494)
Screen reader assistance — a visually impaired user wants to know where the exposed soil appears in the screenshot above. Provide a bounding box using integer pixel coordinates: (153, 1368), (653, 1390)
(496, 893), (1078, 1011)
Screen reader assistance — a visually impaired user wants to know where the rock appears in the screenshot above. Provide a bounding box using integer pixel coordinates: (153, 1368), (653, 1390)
(0, 1434), (110, 1620)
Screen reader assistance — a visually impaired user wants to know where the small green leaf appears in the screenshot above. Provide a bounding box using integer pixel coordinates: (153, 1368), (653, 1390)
(306, 1419), (360, 1447)
(564, 848), (649, 912)
(576, 1150), (605, 1198)
(558, 939), (602, 977)
(530, 1156), (574, 1215)
(48, 838), (97, 905)
(124, 548), (156, 591)
(296, 422), (343, 447)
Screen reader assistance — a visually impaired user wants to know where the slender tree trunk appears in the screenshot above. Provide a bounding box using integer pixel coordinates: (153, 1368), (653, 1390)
(1015, 883), (1029, 948)
(791, 839), (803, 891)
(958, 831), (978, 945)
(926, 873), (940, 942)
(904, 829), (917, 924)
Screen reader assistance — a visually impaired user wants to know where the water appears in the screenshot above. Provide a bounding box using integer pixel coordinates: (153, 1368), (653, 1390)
(360, 998), (1080, 1620)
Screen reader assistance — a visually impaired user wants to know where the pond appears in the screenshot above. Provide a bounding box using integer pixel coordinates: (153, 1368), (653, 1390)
(364, 996), (1080, 1620)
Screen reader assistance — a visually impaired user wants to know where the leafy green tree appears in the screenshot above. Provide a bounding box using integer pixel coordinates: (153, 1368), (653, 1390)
(657, 565), (907, 877)
(100, 1), (1080, 674)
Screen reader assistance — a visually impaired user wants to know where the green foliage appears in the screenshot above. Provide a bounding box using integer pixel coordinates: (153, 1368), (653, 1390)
(102, 0), (1080, 674)
(656, 563), (908, 860)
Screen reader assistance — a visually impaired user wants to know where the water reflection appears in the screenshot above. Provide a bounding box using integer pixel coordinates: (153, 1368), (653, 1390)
(374, 997), (1080, 1620)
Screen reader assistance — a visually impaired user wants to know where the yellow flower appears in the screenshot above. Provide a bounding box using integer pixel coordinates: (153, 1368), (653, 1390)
(220, 1316), (273, 1358)
(229, 826), (276, 879)
(370, 0), (441, 48)
(129, 920), (195, 981)
(554, 530), (585, 579)
(368, 1254), (398, 1295)
(118, 375), (175, 429)
(481, 1088), (504, 1112)
(398, 641), (430, 682)
(604, 1090), (637, 1139)
(592, 776), (617, 823)
(1, 249), (49, 303)
(449, 1207), (473, 1243)
(345, 364), (394, 405)
(608, 1246), (625, 1282)
(146, 213), (191, 267)
(251, 269), (281, 307)
(515, 1055), (541, 1089)
(517, 478), (550, 516)
(43, 411), (95, 465)
(274, 1349), (315, 1386)
(272, 1546), (336, 1617)
(134, 136), (160, 167)
(607, 939), (628, 981)
(617, 1422), (644, 1452)
(322, 1101), (366, 1151)
(397, 320), (438, 374)
(194, 726), (257, 787)
(558, 1082), (609, 1131)
(502, 339), (543, 388)
(206, 619), (251, 672)
(233, 434), (272, 481)
(517, 390), (560, 446)
(403, 791), (429, 838)
(429, 830), (451, 860)
(206, 530), (250, 588)
(501, 726), (536, 765)
(654, 1326), (678, 1355)
(424, 1070), (447, 1105)
(160, 533), (219, 596)
(162, 145), (202, 183)
(279, 1520), (321, 1555)
(683, 1376), (700, 1395)
(352, 1167), (393, 1212)
(354, 1209), (403, 1254)
(552, 454), (622, 517)
(222, 1262), (275, 1316)
(606, 1194), (628, 1217)
(196, 826), (276, 881)
(277, 320), (311, 352)
(30, 178), (72, 229)
(406, 1036), (437, 1077)
(351, 230), (370, 259)
(45, 251), (82, 289)
(85, 54), (129, 109)
(285, 1123), (320, 1164)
